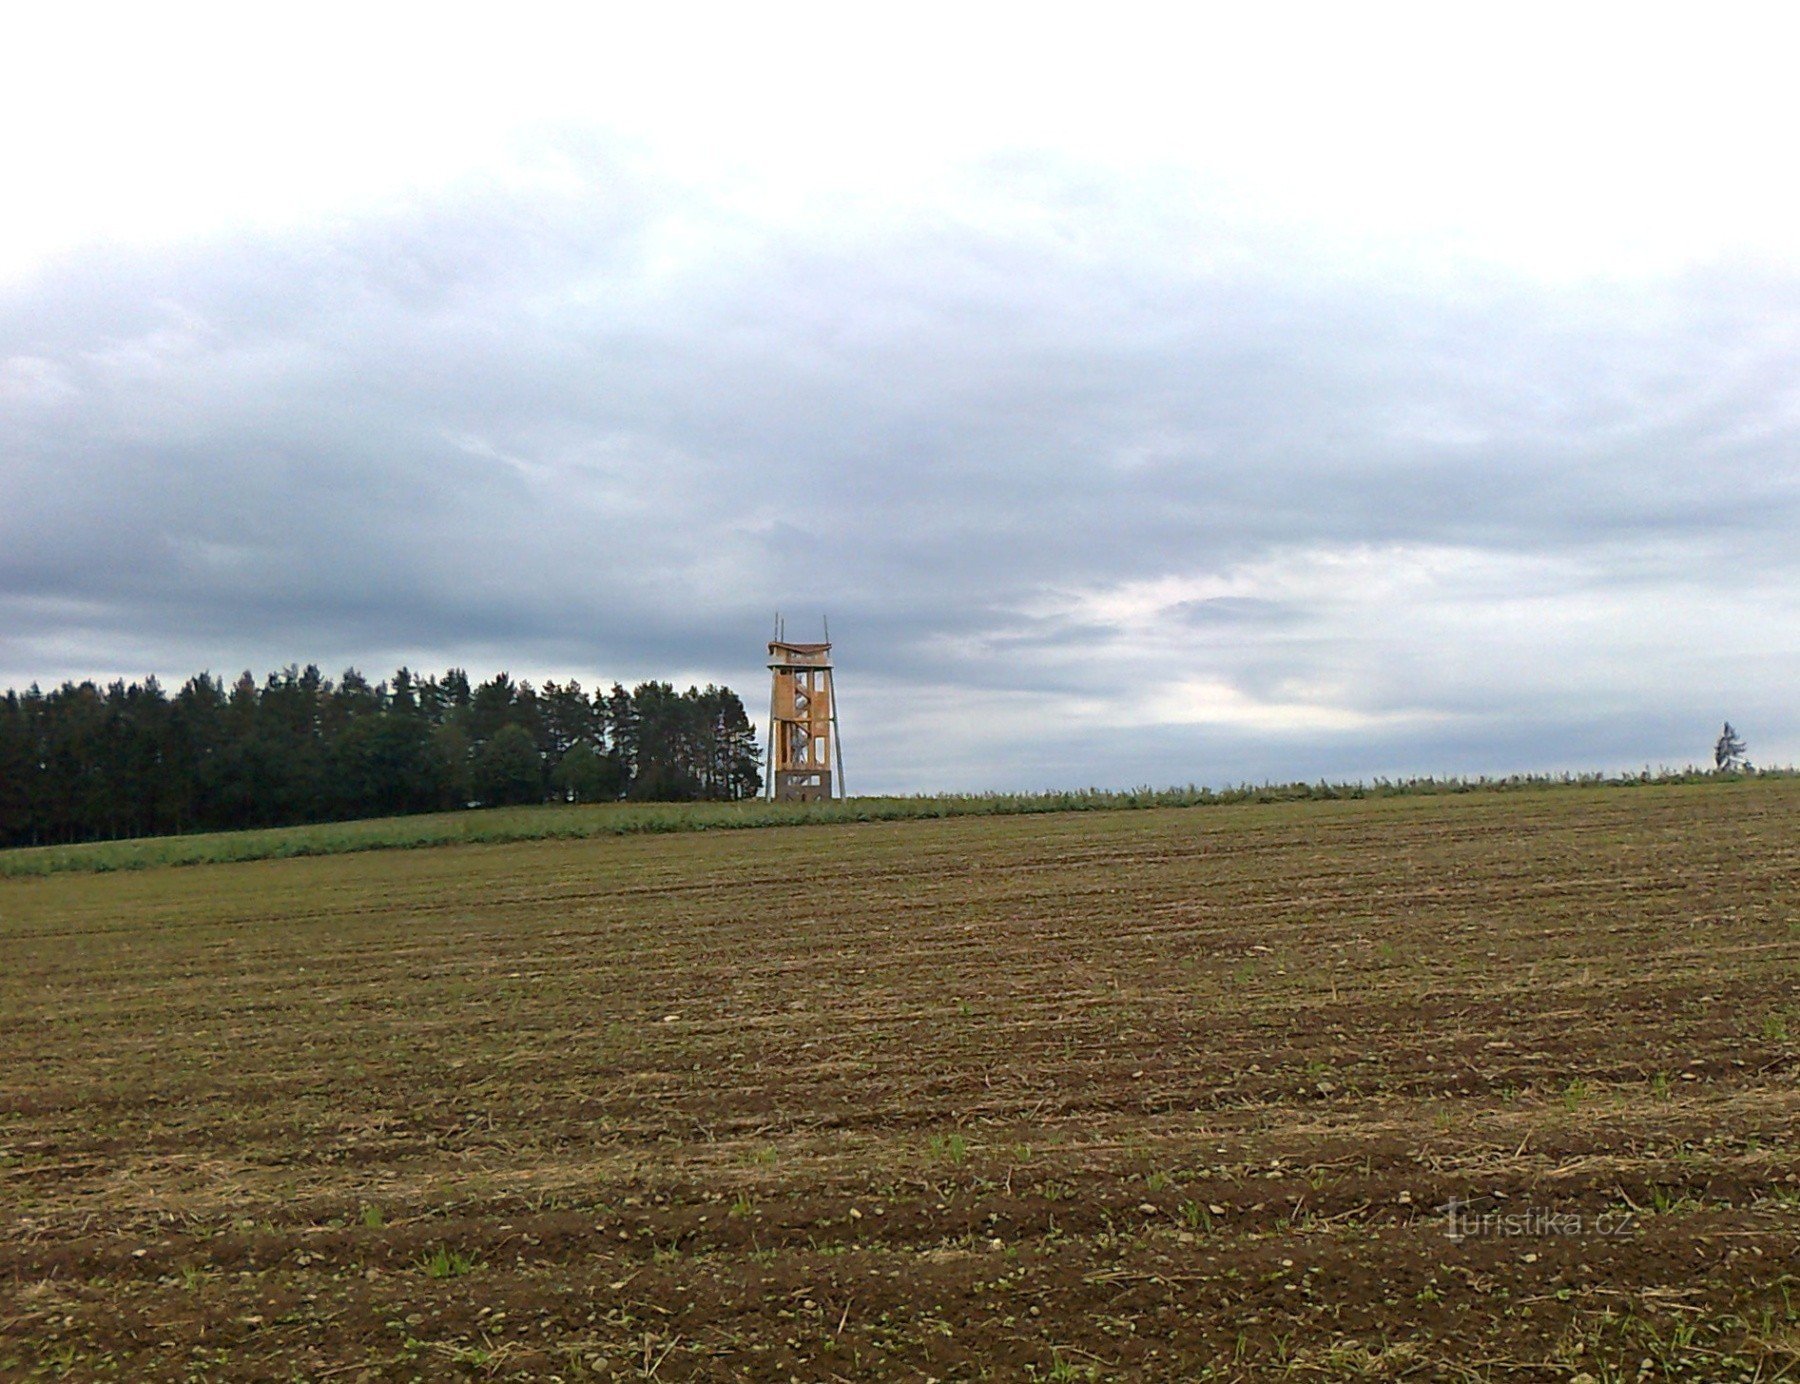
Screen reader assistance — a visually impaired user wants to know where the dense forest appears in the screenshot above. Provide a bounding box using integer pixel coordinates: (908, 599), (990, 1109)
(0, 667), (763, 848)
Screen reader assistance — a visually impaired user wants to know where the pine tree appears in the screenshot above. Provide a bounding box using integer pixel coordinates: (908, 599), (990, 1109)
(0, 664), (763, 844)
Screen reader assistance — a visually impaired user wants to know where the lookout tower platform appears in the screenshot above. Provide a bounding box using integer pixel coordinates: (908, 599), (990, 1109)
(766, 630), (843, 802)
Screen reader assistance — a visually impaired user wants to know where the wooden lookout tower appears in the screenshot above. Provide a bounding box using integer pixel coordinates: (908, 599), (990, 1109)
(766, 618), (844, 802)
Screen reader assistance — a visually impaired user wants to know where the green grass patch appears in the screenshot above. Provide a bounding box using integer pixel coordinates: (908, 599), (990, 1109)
(418, 1247), (478, 1279)
(2, 768), (1783, 878)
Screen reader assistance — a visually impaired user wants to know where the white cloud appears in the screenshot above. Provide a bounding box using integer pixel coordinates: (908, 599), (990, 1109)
(8, 4), (1800, 284)
(0, 356), (78, 407)
(1025, 540), (1799, 749)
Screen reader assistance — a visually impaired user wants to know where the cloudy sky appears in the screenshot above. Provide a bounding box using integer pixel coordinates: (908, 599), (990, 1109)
(4, 4), (1797, 791)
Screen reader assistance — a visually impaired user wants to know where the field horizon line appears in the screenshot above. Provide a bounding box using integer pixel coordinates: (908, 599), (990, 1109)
(1, 764), (1789, 880)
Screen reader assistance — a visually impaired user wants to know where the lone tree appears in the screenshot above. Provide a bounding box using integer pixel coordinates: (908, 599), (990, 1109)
(1714, 722), (1750, 773)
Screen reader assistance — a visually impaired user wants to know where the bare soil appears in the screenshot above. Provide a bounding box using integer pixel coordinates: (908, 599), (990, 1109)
(2, 782), (1797, 1380)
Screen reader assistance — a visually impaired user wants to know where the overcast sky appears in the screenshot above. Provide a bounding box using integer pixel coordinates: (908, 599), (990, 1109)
(4, 4), (1797, 790)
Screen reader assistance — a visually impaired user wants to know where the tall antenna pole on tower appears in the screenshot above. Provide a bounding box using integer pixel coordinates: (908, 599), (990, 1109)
(764, 612), (781, 799)
(824, 615), (846, 800)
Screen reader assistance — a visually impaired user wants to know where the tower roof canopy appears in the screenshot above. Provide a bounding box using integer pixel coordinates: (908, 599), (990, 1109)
(768, 640), (832, 664)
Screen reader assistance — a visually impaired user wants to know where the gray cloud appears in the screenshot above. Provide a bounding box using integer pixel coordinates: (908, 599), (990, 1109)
(3, 142), (1797, 787)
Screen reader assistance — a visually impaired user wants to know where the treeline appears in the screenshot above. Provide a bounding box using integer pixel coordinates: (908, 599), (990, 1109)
(0, 667), (763, 847)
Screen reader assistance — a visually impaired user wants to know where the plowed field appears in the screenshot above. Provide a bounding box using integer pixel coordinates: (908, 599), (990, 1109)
(3, 782), (1797, 1380)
